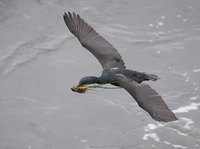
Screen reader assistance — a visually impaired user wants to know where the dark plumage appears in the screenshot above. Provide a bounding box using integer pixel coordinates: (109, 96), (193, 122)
(64, 12), (178, 122)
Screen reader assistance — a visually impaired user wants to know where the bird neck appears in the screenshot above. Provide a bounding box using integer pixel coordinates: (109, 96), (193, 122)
(97, 75), (108, 84)
(79, 76), (100, 86)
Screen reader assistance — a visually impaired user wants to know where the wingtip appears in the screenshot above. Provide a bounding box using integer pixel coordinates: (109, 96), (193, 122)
(63, 12), (67, 18)
(151, 110), (178, 122)
(161, 116), (178, 122)
(64, 11), (79, 18)
(73, 11), (76, 16)
(68, 11), (72, 16)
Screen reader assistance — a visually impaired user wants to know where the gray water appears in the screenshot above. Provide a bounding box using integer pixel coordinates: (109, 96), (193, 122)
(0, 0), (200, 149)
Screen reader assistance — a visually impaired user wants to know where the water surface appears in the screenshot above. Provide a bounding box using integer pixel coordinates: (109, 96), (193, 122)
(0, 0), (200, 148)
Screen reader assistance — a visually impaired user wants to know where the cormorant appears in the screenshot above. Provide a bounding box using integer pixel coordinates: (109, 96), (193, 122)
(63, 12), (178, 122)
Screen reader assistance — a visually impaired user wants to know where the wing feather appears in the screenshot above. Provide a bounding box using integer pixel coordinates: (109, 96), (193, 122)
(63, 12), (125, 69)
(118, 78), (178, 122)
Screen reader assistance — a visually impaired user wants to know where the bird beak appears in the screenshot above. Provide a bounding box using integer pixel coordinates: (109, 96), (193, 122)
(71, 85), (88, 93)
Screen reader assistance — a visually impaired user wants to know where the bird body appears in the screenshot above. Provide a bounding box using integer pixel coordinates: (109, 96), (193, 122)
(79, 68), (159, 86)
(64, 12), (178, 122)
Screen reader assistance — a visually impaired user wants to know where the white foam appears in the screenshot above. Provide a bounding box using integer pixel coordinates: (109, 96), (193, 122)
(190, 96), (198, 100)
(161, 16), (166, 19)
(193, 68), (200, 72)
(144, 123), (164, 132)
(173, 144), (187, 149)
(146, 124), (157, 130)
(80, 139), (88, 143)
(185, 79), (189, 82)
(164, 141), (171, 145)
(149, 24), (154, 27)
(158, 22), (164, 26)
(143, 133), (160, 142)
(181, 117), (194, 129)
(171, 128), (188, 136)
(182, 72), (187, 77)
(173, 102), (200, 113)
(164, 141), (187, 148)
(157, 50), (161, 54)
(183, 19), (187, 22)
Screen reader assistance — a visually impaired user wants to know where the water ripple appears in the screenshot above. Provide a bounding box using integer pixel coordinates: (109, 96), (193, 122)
(0, 35), (69, 75)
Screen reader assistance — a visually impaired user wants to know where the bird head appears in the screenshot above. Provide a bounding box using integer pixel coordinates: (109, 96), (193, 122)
(71, 76), (100, 93)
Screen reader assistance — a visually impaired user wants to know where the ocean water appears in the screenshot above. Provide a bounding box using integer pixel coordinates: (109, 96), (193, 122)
(0, 0), (200, 148)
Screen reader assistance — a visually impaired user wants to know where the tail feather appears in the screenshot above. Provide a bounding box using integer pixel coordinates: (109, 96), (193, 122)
(145, 73), (160, 81)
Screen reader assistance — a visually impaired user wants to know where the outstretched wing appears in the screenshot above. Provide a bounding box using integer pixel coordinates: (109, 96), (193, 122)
(117, 77), (178, 122)
(63, 12), (125, 69)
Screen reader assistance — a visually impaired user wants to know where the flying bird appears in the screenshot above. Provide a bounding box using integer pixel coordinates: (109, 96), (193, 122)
(63, 12), (178, 122)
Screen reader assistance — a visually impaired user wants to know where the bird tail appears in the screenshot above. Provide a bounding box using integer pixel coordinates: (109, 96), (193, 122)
(145, 73), (160, 81)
